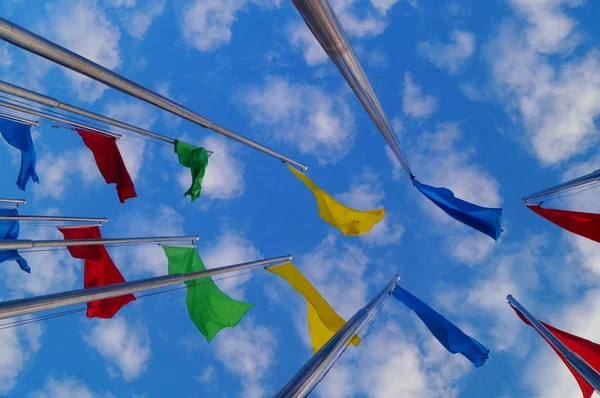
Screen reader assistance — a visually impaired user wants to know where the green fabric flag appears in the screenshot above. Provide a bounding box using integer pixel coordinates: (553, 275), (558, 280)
(163, 245), (253, 342)
(174, 140), (209, 202)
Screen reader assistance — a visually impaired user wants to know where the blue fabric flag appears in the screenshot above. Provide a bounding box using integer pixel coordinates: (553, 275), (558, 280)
(392, 286), (489, 367)
(0, 208), (30, 273)
(0, 118), (39, 191)
(413, 179), (503, 241)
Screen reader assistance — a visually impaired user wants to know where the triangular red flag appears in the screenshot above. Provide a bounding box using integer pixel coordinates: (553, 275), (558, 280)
(512, 306), (600, 398)
(58, 225), (136, 319)
(527, 205), (600, 244)
(76, 129), (137, 203)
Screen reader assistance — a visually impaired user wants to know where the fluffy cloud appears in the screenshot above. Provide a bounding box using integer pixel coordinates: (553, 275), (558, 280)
(241, 76), (355, 164)
(110, 0), (166, 39)
(418, 31), (475, 74)
(30, 377), (114, 398)
(402, 73), (438, 119)
(0, 322), (42, 394)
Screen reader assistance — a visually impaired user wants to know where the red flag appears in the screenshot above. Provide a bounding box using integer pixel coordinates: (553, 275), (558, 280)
(76, 129), (137, 203)
(58, 225), (135, 319)
(512, 306), (600, 398)
(527, 205), (600, 244)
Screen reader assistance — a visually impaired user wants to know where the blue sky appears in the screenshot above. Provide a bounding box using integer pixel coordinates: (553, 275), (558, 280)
(0, 0), (600, 396)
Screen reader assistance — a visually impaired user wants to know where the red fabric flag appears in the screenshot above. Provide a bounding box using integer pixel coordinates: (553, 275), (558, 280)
(512, 306), (600, 398)
(58, 226), (135, 319)
(76, 129), (137, 203)
(527, 205), (600, 244)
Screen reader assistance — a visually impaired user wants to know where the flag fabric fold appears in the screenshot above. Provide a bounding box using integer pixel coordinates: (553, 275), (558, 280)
(527, 205), (600, 244)
(162, 245), (253, 342)
(267, 262), (360, 353)
(413, 179), (503, 241)
(0, 208), (30, 273)
(174, 140), (209, 202)
(0, 118), (39, 191)
(287, 164), (384, 236)
(76, 129), (137, 203)
(58, 225), (135, 318)
(392, 286), (489, 367)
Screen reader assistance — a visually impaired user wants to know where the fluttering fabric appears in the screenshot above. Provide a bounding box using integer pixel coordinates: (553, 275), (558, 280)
(413, 179), (503, 241)
(267, 262), (360, 353)
(58, 226), (135, 318)
(0, 118), (39, 191)
(174, 140), (209, 202)
(0, 208), (30, 273)
(76, 129), (137, 203)
(392, 286), (489, 367)
(512, 306), (600, 398)
(163, 245), (253, 342)
(527, 205), (600, 244)
(287, 164), (384, 236)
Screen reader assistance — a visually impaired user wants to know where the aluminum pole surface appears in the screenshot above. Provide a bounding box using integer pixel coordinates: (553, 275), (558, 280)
(507, 295), (600, 393)
(0, 235), (199, 250)
(275, 274), (400, 398)
(522, 170), (600, 203)
(0, 111), (38, 126)
(0, 215), (107, 224)
(0, 255), (292, 319)
(0, 198), (25, 206)
(0, 18), (307, 171)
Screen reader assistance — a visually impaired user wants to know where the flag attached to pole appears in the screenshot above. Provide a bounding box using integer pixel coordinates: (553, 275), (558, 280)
(76, 129), (137, 203)
(58, 225), (135, 318)
(0, 118), (39, 191)
(162, 245), (253, 342)
(413, 179), (503, 241)
(0, 208), (30, 273)
(287, 164), (384, 236)
(173, 140), (209, 202)
(527, 205), (600, 244)
(392, 286), (489, 367)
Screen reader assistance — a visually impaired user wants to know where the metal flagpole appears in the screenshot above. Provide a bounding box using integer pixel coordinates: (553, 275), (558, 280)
(0, 18), (308, 172)
(274, 274), (400, 398)
(0, 215), (107, 224)
(507, 295), (600, 393)
(0, 235), (199, 250)
(0, 255), (292, 319)
(0, 111), (38, 126)
(0, 99), (121, 139)
(522, 170), (600, 203)
(0, 198), (26, 206)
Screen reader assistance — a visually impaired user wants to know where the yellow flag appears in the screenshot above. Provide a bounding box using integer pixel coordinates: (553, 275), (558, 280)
(287, 164), (385, 236)
(267, 262), (360, 353)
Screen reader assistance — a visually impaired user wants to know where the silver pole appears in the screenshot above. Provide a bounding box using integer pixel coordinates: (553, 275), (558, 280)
(0, 235), (199, 250)
(275, 274), (400, 398)
(0, 18), (308, 171)
(0, 99), (121, 139)
(0, 215), (107, 224)
(0, 198), (25, 206)
(0, 255), (292, 319)
(507, 295), (600, 393)
(522, 170), (600, 203)
(0, 110), (38, 126)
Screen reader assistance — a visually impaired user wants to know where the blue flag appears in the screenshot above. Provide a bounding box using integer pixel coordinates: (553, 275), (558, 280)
(0, 208), (30, 273)
(0, 118), (39, 191)
(413, 179), (502, 240)
(392, 286), (489, 367)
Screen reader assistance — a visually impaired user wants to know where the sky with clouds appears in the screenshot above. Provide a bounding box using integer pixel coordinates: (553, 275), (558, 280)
(0, 0), (599, 397)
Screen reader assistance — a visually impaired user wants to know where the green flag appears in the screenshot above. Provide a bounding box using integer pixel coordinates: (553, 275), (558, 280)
(163, 245), (253, 342)
(174, 140), (209, 202)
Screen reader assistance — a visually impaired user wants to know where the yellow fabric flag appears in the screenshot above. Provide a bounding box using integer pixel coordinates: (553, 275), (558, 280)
(287, 164), (385, 236)
(267, 262), (360, 353)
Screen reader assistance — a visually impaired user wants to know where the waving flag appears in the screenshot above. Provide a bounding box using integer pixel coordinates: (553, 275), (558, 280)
(174, 140), (209, 202)
(414, 179), (503, 241)
(58, 225), (135, 318)
(287, 164), (384, 236)
(527, 205), (600, 244)
(0, 118), (38, 191)
(392, 286), (489, 367)
(0, 208), (30, 273)
(163, 245), (253, 342)
(267, 262), (360, 353)
(77, 129), (137, 203)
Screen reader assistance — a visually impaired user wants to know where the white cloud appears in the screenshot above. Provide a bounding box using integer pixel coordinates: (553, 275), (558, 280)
(103, 0), (135, 7)
(195, 365), (216, 384)
(241, 76), (355, 164)
(30, 377), (114, 398)
(402, 72), (438, 119)
(34, 154), (71, 200)
(0, 45), (13, 68)
(0, 322), (42, 394)
(287, 22), (329, 66)
(120, 0), (166, 39)
(84, 317), (151, 381)
(418, 30), (475, 74)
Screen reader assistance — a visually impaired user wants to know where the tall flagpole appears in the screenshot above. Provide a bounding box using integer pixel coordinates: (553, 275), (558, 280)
(0, 215), (107, 224)
(522, 170), (600, 203)
(0, 111), (38, 126)
(0, 255), (292, 319)
(0, 18), (308, 172)
(274, 274), (400, 398)
(507, 295), (600, 392)
(0, 235), (199, 250)
(0, 198), (26, 206)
